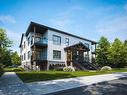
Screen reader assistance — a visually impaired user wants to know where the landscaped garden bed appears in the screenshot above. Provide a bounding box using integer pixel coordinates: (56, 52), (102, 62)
(16, 69), (127, 83)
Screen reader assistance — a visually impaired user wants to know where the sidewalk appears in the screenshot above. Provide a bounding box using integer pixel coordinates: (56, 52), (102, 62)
(27, 72), (127, 95)
(0, 72), (33, 95)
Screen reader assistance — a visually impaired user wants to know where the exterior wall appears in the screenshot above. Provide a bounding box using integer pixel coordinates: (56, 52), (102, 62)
(20, 33), (32, 68)
(20, 31), (48, 68)
(47, 30), (93, 64)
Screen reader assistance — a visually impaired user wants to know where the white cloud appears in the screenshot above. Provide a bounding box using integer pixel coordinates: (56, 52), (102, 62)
(0, 15), (16, 24)
(96, 16), (127, 41)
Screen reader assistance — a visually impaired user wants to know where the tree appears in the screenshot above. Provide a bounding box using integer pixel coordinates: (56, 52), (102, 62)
(1, 49), (12, 66)
(11, 52), (21, 65)
(0, 28), (12, 48)
(108, 38), (125, 68)
(96, 36), (110, 67)
(0, 28), (13, 67)
(123, 40), (127, 66)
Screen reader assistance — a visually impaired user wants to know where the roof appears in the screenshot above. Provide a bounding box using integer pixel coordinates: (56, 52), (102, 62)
(19, 33), (24, 47)
(64, 42), (90, 51)
(25, 21), (97, 44)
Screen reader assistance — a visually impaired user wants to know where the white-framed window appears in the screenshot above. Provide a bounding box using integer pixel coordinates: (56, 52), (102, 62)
(24, 53), (26, 60)
(24, 41), (25, 48)
(27, 51), (30, 59)
(28, 37), (30, 46)
(65, 38), (69, 46)
(53, 35), (61, 45)
(31, 36), (34, 45)
(21, 55), (23, 61)
(35, 37), (41, 42)
(53, 50), (61, 60)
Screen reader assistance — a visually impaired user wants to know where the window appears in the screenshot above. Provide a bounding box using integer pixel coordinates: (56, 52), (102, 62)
(21, 55), (23, 61)
(31, 37), (34, 45)
(65, 38), (69, 46)
(53, 35), (61, 45)
(53, 50), (61, 60)
(84, 43), (89, 48)
(24, 53), (26, 60)
(28, 51), (30, 59)
(28, 37), (30, 46)
(21, 45), (23, 52)
(36, 51), (42, 60)
(34, 37), (41, 43)
(24, 41), (25, 48)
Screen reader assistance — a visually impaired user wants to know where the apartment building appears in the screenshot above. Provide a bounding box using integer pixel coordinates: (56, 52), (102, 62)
(19, 22), (97, 70)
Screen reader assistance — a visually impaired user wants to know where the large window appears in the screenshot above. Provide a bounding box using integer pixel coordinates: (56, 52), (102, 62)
(35, 37), (41, 42)
(24, 53), (26, 60)
(21, 55), (23, 61)
(28, 37), (30, 46)
(24, 41), (25, 48)
(36, 51), (42, 60)
(53, 50), (61, 60)
(27, 51), (30, 59)
(31, 36), (34, 45)
(65, 38), (69, 46)
(53, 35), (61, 45)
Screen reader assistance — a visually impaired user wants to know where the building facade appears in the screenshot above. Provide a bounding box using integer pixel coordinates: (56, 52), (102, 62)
(19, 22), (97, 70)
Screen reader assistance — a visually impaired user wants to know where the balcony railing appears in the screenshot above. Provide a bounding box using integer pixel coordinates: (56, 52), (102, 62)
(34, 38), (48, 44)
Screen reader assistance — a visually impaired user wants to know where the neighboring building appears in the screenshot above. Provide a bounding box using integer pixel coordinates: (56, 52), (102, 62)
(19, 22), (97, 70)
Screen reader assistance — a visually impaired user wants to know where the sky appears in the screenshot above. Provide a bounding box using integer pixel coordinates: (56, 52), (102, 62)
(0, 0), (127, 53)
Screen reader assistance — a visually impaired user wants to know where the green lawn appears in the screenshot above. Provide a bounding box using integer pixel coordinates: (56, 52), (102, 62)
(16, 69), (127, 83)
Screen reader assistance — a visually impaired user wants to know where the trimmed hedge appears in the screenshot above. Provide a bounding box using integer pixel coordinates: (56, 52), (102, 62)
(0, 64), (4, 77)
(4, 67), (24, 72)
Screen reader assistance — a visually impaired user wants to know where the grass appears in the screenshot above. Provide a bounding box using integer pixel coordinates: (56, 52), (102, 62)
(4, 67), (24, 72)
(16, 69), (127, 83)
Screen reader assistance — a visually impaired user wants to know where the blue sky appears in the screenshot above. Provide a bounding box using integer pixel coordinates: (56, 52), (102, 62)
(0, 0), (127, 53)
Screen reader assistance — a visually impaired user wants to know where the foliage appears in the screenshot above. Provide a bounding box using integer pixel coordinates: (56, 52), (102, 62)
(63, 66), (75, 72)
(97, 37), (127, 68)
(100, 66), (112, 71)
(0, 64), (4, 77)
(96, 36), (110, 66)
(4, 67), (24, 72)
(1, 49), (12, 67)
(0, 28), (12, 48)
(11, 52), (21, 65)
(0, 28), (13, 67)
(0, 28), (21, 67)
(108, 38), (125, 67)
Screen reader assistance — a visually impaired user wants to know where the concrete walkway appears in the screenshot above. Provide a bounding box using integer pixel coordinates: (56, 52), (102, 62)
(27, 72), (127, 95)
(0, 72), (33, 95)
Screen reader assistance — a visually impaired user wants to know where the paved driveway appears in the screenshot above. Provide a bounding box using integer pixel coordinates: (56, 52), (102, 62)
(27, 72), (127, 95)
(0, 72), (32, 95)
(47, 77), (127, 95)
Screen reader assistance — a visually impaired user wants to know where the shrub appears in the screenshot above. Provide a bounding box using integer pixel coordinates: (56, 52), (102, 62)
(63, 66), (75, 72)
(4, 67), (24, 72)
(101, 66), (112, 71)
(0, 64), (4, 77)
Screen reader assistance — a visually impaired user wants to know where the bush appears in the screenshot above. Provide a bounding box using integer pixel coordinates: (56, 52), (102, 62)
(4, 67), (24, 72)
(0, 64), (4, 77)
(101, 66), (112, 71)
(63, 66), (75, 72)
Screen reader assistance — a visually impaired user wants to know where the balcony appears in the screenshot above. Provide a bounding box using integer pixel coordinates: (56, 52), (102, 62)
(31, 38), (48, 48)
(31, 51), (47, 61)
